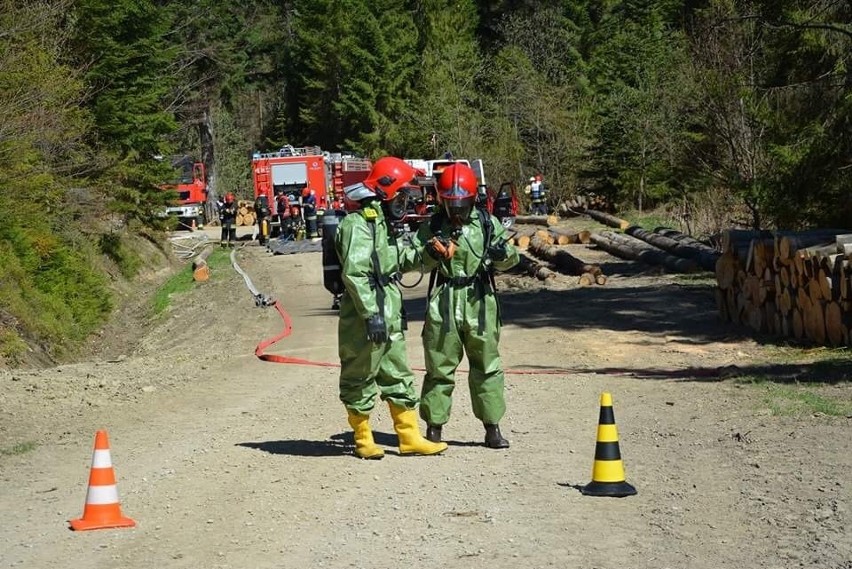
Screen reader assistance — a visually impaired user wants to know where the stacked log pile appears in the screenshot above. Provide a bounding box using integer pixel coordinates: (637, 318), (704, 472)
(236, 200), (257, 227)
(714, 230), (852, 346)
(557, 193), (610, 216)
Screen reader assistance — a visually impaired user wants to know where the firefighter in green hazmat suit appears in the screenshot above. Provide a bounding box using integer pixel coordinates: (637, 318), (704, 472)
(335, 157), (448, 460)
(402, 163), (520, 449)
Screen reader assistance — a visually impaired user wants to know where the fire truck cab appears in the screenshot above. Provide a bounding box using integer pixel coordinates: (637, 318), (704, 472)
(160, 155), (208, 230)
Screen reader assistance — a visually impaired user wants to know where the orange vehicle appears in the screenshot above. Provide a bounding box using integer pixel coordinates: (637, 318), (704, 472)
(160, 155), (208, 230)
(251, 145), (371, 238)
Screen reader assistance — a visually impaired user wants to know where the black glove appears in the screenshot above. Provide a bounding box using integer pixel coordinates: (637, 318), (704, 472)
(488, 243), (508, 261)
(366, 314), (387, 344)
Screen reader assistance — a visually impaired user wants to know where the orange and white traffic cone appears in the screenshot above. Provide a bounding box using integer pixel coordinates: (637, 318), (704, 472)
(69, 430), (136, 531)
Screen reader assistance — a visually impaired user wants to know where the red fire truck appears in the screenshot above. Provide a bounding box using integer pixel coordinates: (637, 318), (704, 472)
(160, 155), (208, 230)
(251, 145), (371, 238)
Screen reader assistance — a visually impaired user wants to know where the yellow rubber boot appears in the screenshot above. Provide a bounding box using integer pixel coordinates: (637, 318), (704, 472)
(347, 410), (385, 460)
(388, 403), (448, 456)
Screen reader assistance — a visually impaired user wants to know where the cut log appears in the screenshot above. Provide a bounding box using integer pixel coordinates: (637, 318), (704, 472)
(511, 228), (537, 249)
(776, 230), (851, 259)
(715, 251), (739, 290)
(720, 229), (773, 255)
(517, 253), (556, 281)
(527, 236), (604, 280)
(590, 231), (701, 273)
(534, 229), (555, 245)
(825, 301), (844, 347)
(586, 209), (630, 230)
(578, 272), (595, 286)
(514, 214), (557, 227)
(191, 246), (214, 282)
(625, 225), (719, 271)
(792, 308), (804, 339)
(545, 227), (591, 245)
(654, 227), (720, 254)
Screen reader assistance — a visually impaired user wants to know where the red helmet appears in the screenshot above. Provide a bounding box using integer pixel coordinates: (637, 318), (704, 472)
(224, 192), (235, 204)
(362, 157), (419, 201)
(437, 163), (477, 224)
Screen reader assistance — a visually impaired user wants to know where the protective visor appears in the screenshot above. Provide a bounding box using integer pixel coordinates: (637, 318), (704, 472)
(343, 182), (376, 202)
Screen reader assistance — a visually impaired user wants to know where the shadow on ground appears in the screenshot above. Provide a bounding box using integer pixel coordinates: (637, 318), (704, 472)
(546, 357), (852, 384)
(404, 280), (733, 342)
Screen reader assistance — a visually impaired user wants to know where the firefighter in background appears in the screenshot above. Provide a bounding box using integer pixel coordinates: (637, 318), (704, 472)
(289, 199), (306, 240)
(335, 156), (447, 459)
(254, 193), (271, 245)
(302, 186), (319, 239)
(525, 174), (547, 215)
(330, 195), (345, 213)
(275, 190), (293, 239)
(218, 192), (238, 248)
(402, 163), (520, 449)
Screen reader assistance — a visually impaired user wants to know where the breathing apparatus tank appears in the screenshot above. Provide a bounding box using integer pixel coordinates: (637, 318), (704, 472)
(322, 211), (345, 296)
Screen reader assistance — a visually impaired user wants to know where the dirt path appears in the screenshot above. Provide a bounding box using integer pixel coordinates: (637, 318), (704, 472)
(1, 233), (850, 569)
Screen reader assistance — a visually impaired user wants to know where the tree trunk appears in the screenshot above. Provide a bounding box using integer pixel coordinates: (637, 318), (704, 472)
(590, 231), (702, 273)
(514, 214), (558, 227)
(586, 209), (630, 230)
(192, 245), (215, 282)
(527, 235), (604, 283)
(517, 253), (556, 281)
(625, 225), (719, 271)
(653, 227), (719, 255)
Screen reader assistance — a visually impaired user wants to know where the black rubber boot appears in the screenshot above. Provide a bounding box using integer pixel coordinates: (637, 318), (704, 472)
(426, 425), (442, 443)
(484, 424), (510, 449)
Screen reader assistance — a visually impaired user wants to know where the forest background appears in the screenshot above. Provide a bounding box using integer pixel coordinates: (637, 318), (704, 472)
(0, 0), (849, 365)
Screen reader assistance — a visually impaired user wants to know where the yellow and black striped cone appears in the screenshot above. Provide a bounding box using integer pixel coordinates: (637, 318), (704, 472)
(581, 392), (637, 497)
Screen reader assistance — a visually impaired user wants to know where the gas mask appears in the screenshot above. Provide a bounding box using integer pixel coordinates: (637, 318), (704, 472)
(385, 187), (420, 221)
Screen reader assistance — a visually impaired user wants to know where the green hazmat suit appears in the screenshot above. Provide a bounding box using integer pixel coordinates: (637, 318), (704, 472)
(335, 202), (418, 414)
(402, 208), (520, 426)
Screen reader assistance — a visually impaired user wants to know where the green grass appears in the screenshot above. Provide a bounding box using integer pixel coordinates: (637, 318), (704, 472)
(0, 327), (29, 365)
(620, 209), (676, 231)
(152, 247), (232, 315)
(728, 344), (851, 415)
(0, 441), (38, 456)
(761, 345), (852, 365)
(671, 273), (716, 285)
(736, 375), (852, 417)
